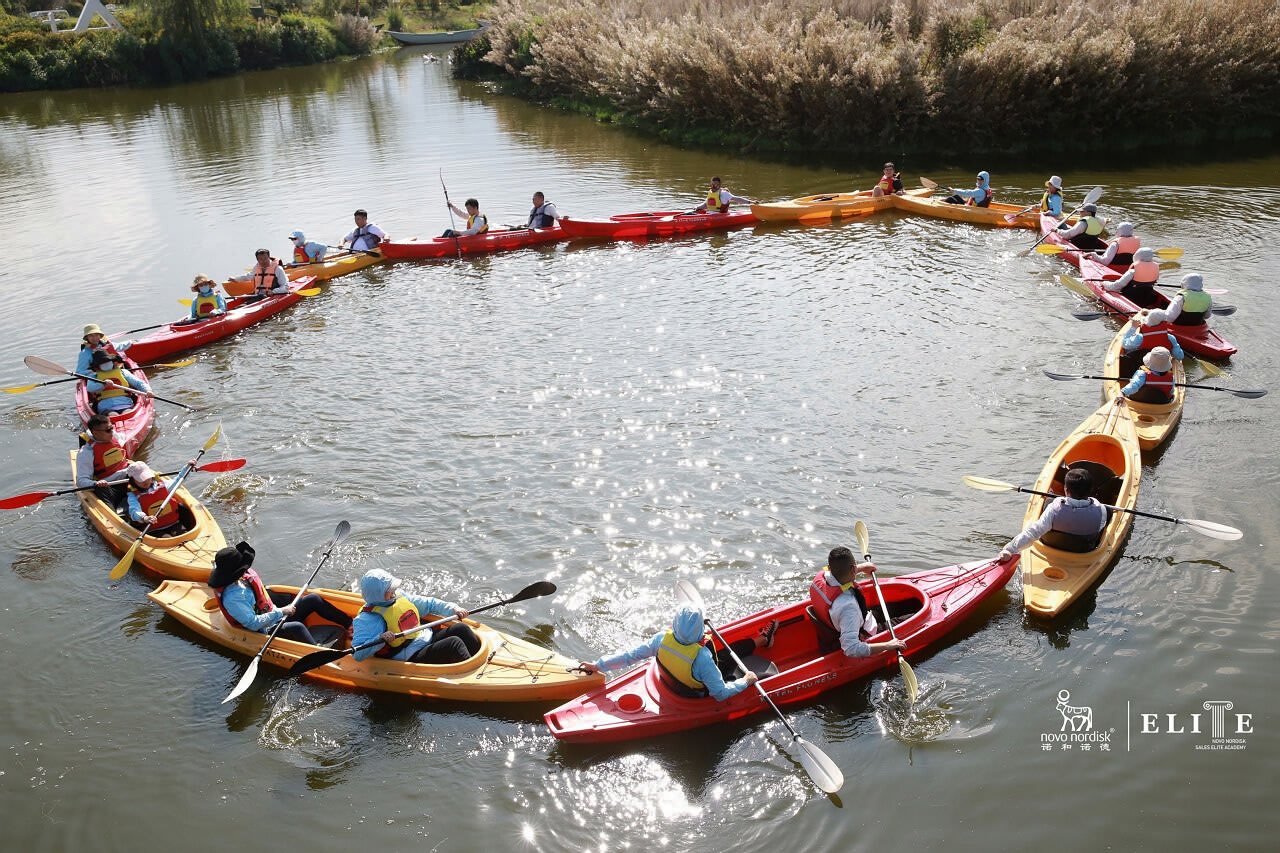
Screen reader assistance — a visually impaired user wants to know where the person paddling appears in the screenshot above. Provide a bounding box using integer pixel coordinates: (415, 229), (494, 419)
(186, 274), (226, 322)
(1056, 203), (1108, 251)
(442, 198), (488, 238)
(230, 249), (290, 300)
(695, 176), (756, 213)
(576, 602), (776, 701)
(76, 323), (132, 376)
(209, 541), (353, 646)
(288, 230), (327, 264)
(341, 209), (387, 251)
(998, 468), (1108, 560)
(125, 461), (190, 536)
(810, 546), (908, 658)
(1104, 246), (1162, 308)
(1165, 273), (1214, 326)
(75, 412), (134, 512)
(943, 171), (994, 207)
(351, 569), (481, 664)
(1040, 175), (1064, 217)
(1115, 345), (1182, 405)
(86, 349), (149, 415)
(1093, 222), (1140, 267)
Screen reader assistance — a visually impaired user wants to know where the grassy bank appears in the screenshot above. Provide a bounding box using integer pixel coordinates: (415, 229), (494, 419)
(454, 0), (1280, 157)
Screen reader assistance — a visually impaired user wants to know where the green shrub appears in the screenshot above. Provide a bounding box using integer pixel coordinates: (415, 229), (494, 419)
(386, 1), (405, 31)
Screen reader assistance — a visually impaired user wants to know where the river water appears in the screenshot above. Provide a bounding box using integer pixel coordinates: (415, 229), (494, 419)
(0, 46), (1275, 852)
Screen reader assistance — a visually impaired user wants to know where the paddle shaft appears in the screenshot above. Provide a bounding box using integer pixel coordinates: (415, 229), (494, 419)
(1045, 371), (1261, 396)
(67, 368), (195, 411)
(1, 460), (244, 510)
(440, 170), (462, 260)
(702, 620), (803, 742)
(1005, 483), (1213, 527)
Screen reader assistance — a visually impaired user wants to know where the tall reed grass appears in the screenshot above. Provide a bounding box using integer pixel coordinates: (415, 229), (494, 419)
(456, 0), (1280, 154)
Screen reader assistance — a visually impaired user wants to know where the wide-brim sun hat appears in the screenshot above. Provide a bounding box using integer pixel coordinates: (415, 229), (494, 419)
(1143, 347), (1174, 372)
(209, 541), (257, 588)
(1182, 273), (1204, 291)
(1046, 175), (1062, 189)
(83, 323), (104, 339)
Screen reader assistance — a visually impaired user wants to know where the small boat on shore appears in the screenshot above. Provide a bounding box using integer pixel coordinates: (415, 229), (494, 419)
(385, 21), (491, 46)
(750, 186), (932, 223)
(558, 210), (757, 240)
(120, 276), (318, 363)
(147, 580), (604, 702)
(222, 251), (382, 296)
(1019, 400), (1142, 618)
(380, 225), (565, 259)
(1101, 324), (1185, 451)
(72, 450), (225, 581)
(544, 555), (1018, 743)
(75, 356), (154, 457)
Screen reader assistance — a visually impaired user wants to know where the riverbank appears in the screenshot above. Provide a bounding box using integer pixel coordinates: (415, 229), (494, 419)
(453, 0), (1280, 158)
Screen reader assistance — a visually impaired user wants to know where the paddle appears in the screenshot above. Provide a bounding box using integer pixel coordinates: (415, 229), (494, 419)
(1019, 186), (1103, 257)
(22, 356), (197, 412)
(919, 177), (938, 189)
(853, 521), (918, 705)
(179, 287), (320, 307)
(1073, 276), (1228, 295)
(1037, 245), (1184, 260)
(1003, 203), (1039, 224)
(108, 425), (222, 580)
(286, 580), (557, 677)
(324, 243), (380, 258)
(0, 459), (246, 510)
(222, 520), (353, 704)
(1071, 305), (1237, 320)
(440, 169), (463, 260)
(673, 579), (843, 794)
(1041, 370), (1265, 398)
(962, 475), (1243, 540)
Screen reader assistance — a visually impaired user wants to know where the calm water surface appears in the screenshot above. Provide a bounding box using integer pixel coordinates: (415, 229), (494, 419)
(0, 47), (1275, 852)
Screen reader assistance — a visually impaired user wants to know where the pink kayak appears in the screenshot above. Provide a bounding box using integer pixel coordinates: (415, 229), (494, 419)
(75, 355), (154, 457)
(558, 209), (758, 240)
(545, 556), (1018, 744)
(380, 225), (566, 259)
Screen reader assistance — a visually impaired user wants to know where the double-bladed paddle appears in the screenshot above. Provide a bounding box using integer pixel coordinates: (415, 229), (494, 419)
(3, 358), (196, 394)
(854, 521), (918, 705)
(179, 287), (320, 307)
(222, 520), (353, 704)
(1041, 369), (1265, 398)
(961, 475), (1243, 540)
(286, 580), (557, 677)
(1019, 186), (1104, 257)
(0, 458), (245, 510)
(674, 580), (844, 794)
(23, 356), (198, 412)
(1037, 244), (1184, 260)
(109, 425), (223, 580)
(440, 169), (463, 260)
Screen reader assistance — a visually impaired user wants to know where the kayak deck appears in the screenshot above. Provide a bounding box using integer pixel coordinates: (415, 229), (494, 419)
(892, 193), (1039, 228)
(558, 209), (758, 239)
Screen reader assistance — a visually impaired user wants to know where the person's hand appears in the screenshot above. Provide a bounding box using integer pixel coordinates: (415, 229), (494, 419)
(1113, 395), (1127, 406)
(856, 561), (877, 574)
(887, 638), (907, 652)
(142, 514), (157, 524)
(95, 479), (109, 488)
(998, 549), (1015, 563)
(280, 605), (296, 617)
(454, 608), (468, 620)
(380, 630), (395, 643)
(186, 458), (197, 469)
(577, 661), (600, 674)
(744, 671), (759, 685)
(1166, 333), (1177, 347)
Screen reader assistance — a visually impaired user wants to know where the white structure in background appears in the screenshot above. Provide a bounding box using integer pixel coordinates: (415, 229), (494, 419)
(28, 2), (124, 32)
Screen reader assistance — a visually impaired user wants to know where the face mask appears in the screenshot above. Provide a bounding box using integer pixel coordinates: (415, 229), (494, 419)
(198, 286), (213, 295)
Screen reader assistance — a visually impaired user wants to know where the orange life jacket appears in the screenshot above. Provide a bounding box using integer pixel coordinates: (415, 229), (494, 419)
(215, 568), (275, 629)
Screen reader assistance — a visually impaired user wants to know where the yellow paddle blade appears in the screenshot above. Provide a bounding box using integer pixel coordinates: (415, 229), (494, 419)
(1058, 274), (1095, 299)
(962, 475), (1017, 492)
(1155, 248), (1184, 260)
(150, 359), (196, 369)
(297, 287), (322, 296)
(109, 538), (141, 580)
(900, 657), (918, 705)
(178, 299), (192, 307)
(853, 520), (870, 560)
(1035, 243), (1068, 254)
(2, 382), (41, 393)
(202, 424), (223, 451)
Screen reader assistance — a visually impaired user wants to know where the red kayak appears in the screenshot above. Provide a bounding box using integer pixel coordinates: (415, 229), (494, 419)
(120, 277), (319, 363)
(1038, 215), (1236, 359)
(75, 356), (154, 457)
(558, 209), (758, 240)
(545, 556), (1018, 744)
(380, 225), (566, 259)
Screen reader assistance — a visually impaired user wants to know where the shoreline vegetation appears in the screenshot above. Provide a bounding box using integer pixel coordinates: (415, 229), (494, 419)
(0, 0), (489, 92)
(451, 0), (1280, 157)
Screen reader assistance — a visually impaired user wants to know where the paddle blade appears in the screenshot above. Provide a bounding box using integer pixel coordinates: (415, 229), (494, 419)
(109, 538), (141, 580)
(145, 359), (197, 369)
(1083, 186), (1104, 205)
(0, 491), (53, 509)
(1155, 248), (1184, 260)
(297, 287), (323, 296)
(961, 475), (1018, 493)
(222, 658), (260, 705)
(1211, 305), (1237, 316)
(202, 424), (223, 451)
(505, 580), (557, 604)
(1058, 274), (1096, 299)
(24, 355), (70, 377)
(899, 657), (919, 705)
(1071, 310), (1108, 321)
(2, 382), (42, 393)
(674, 579), (704, 609)
(853, 520), (870, 561)
(919, 177), (938, 189)
(195, 458), (247, 473)
(1043, 370), (1086, 381)
(794, 736), (844, 794)
(1227, 388), (1267, 399)
(1180, 518), (1244, 541)
(178, 299), (192, 307)
(332, 519), (352, 545)
(287, 647), (349, 677)
(1035, 243), (1067, 254)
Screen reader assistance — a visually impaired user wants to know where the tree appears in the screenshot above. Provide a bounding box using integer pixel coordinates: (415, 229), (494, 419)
(146, 0), (246, 44)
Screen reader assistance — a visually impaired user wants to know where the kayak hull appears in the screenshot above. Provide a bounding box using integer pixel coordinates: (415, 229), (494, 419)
(892, 193), (1039, 228)
(751, 187), (932, 223)
(380, 225), (565, 259)
(1020, 401), (1142, 618)
(1039, 214), (1236, 359)
(121, 276), (318, 363)
(71, 450), (225, 581)
(544, 556), (1018, 743)
(74, 356), (154, 457)
(558, 210), (757, 240)
(146, 581), (605, 702)
(1101, 324), (1184, 450)
(222, 252), (382, 296)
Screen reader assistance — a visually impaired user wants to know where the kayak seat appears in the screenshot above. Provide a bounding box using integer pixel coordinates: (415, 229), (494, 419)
(741, 654), (779, 679)
(307, 625), (345, 648)
(1041, 529), (1103, 553)
(1055, 461), (1122, 507)
(654, 661), (709, 699)
(806, 605), (841, 654)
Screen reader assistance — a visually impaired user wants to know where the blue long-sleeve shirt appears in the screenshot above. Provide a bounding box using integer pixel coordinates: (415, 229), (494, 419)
(1121, 328), (1184, 358)
(351, 593), (458, 662)
(76, 340), (132, 375)
(593, 630), (754, 702)
(221, 580), (286, 632)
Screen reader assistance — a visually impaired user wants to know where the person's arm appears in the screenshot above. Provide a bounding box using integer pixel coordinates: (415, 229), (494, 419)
(214, 294), (227, 313)
(544, 202), (561, 221)
(75, 350), (93, 375)
(448, 202), (466, 219)
(724, 192), (756, 205)
(1120, 323), (1145, 352)
(1003, 500), (1063, 556)
(1094, 242), (1118, 265)
(223, 584), (285, 632)
(273, 265), (289, 290)
(122, 369), (150, 393)
(831, 596), (873, 658)
(949, 186), (980, 201)
(1118, 368), (1147, 399)
(1057, 219), (1084, 237)
(591, 632), (664, 673)
(75, 446), (98, 489)
(127, 490), (145, 523)
(1103, 269), (1135, 292)
(1166, 334), (1185, 360)
(351, 611), (385, 662)
(691, 646), (755, 702)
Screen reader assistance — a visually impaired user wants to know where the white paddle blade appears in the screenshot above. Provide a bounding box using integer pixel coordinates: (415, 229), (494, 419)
(795, 737), (844, 793)
(961, 475), (1017, 493)
(1083, 185), (1104, 205)
(1181, 518), (1244, 541)
(900, 658), (919, 705)
(853, 520), (870, 561)
(674, 579), (704, 609)
(919, 177), (938, 189)
(24, 355), (69, 377)
(222, 658), (260, 705)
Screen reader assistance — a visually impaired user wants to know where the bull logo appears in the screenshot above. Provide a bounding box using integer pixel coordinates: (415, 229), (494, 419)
(1056, 689), (1093, 732)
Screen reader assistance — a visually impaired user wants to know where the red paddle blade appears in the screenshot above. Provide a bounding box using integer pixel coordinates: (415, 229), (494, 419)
(0, 491), (54, 510)
(195, 458), (247, 473)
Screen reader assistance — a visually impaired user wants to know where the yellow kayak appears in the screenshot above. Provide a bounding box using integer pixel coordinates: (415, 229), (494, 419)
(222, 250), (383, 296)
(891, 192), (1040, 228)
(1020, 401), (1142, 618)
(1100, 325), (1185, 450)
(71, 451), (225, 581)
(750, 186), (933, 223)
(147, 580), (605, 702)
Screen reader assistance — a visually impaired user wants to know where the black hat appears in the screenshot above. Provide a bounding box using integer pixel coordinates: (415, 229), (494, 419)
(90, 349), (116, 368)
(208, 541), (256, 588)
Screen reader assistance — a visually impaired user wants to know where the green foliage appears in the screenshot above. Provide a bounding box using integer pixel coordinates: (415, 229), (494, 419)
(385, 1), (405, 31)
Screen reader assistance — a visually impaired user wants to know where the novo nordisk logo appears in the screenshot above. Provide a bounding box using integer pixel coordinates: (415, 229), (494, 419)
(1040, 690), (1114, 750)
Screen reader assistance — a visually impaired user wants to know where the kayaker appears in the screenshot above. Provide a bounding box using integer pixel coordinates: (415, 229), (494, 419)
(76, 323), (132, 376)
(1120, 310), (1181, 365)
(351, 568), (481, 664)
(1103, 246), (1162, 308)
(998, 468), (1108, 559)
(229, 249), (290, 300)
(695, 176), (757, 213)
(1165, 273), (1213, 327)
(86, 349), (149, 415)
(1115, 345), (1181, 405)
(341, 209), (387, 251)
(125, 460), (191, 535)
(943, 171), (994, 207)
(575, 603), (775, 701)
(442, 198), (489, 237)
(525, 192), (561, 229)
(75, 412), (133, 511)
(208, 541), (353, 645)
(871, 162), (904, 197)
(1040, 175), (1064, 217)
(288, 230), (327, 264)
(1056, 203), (1107, 251)
(186, 274), (226, 322)
(1093, 222), (1140, 267)
(810, 546), (907, 658)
